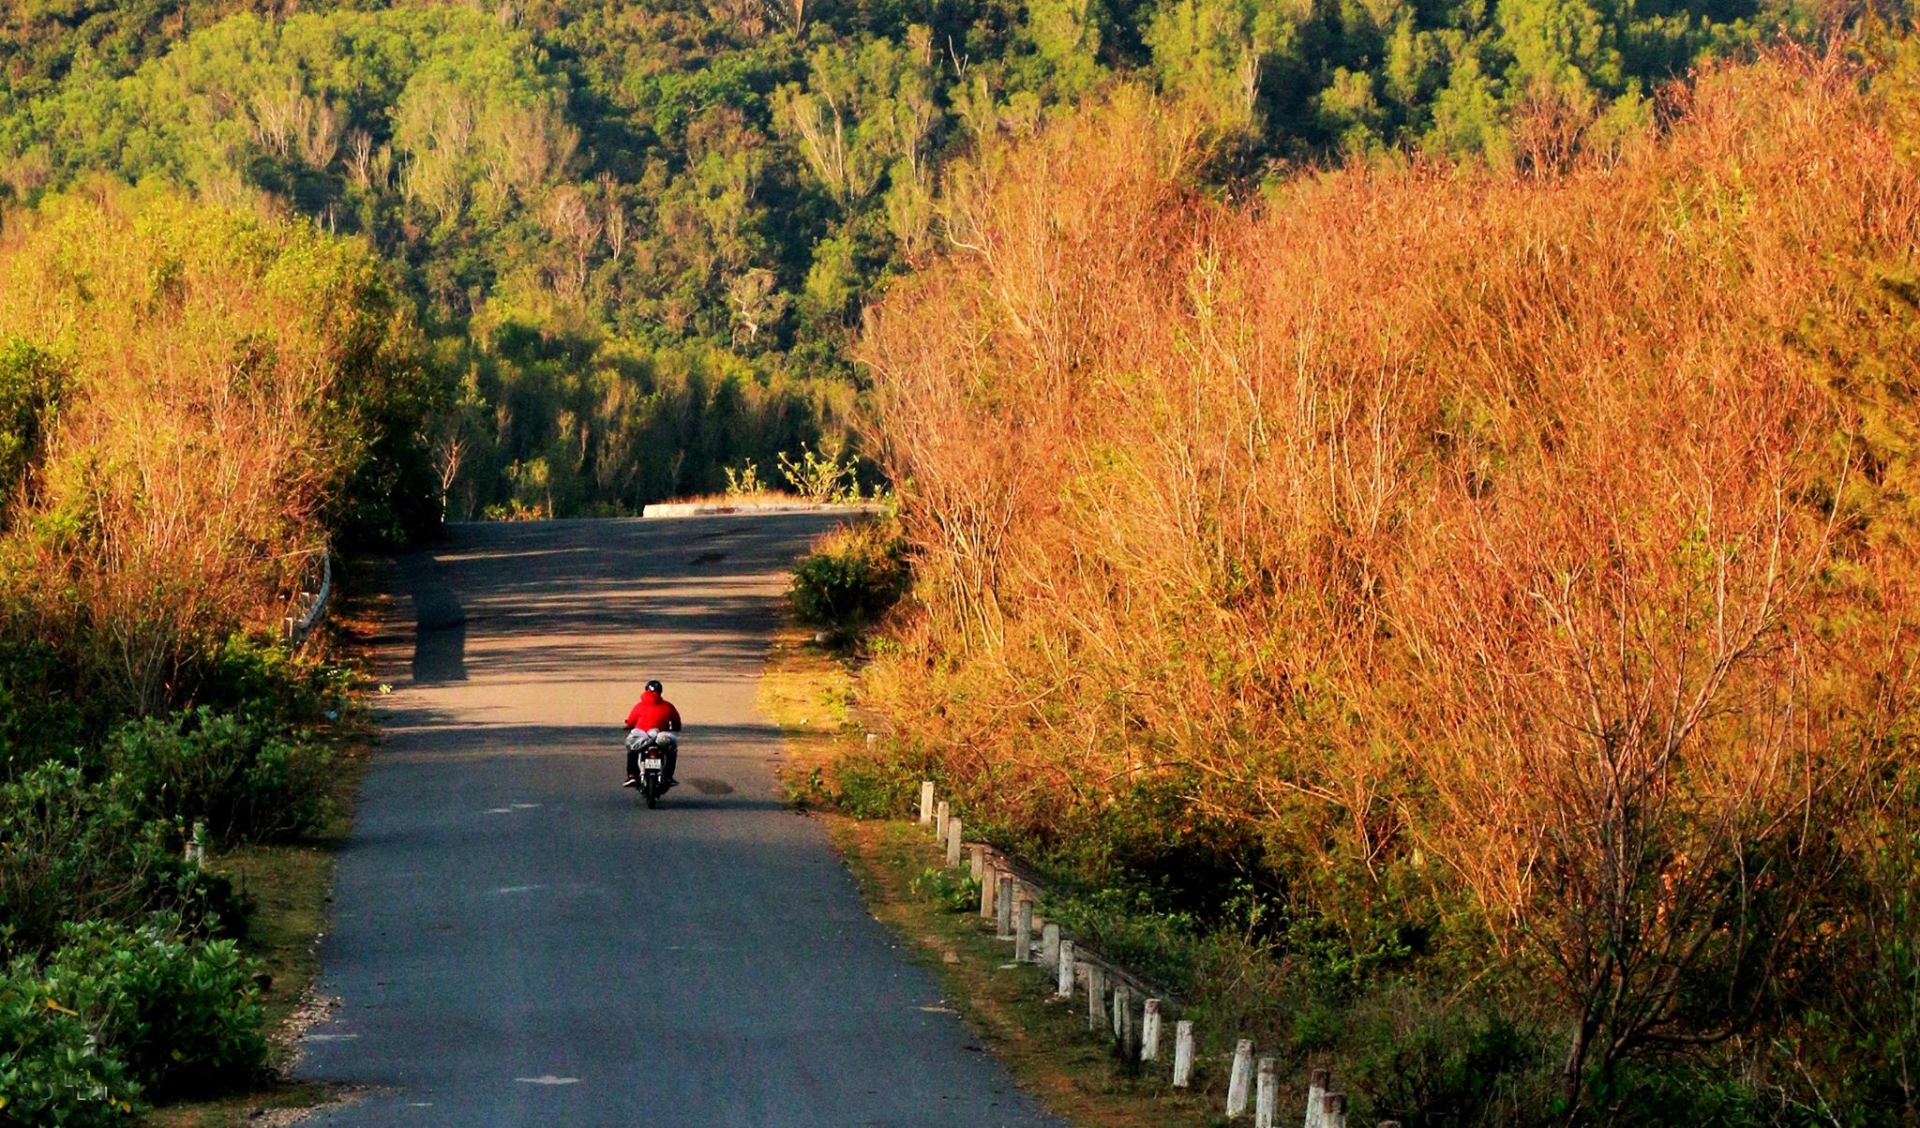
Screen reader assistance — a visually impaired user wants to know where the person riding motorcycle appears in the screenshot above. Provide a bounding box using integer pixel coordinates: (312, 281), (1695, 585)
(623, 679), (682, 789)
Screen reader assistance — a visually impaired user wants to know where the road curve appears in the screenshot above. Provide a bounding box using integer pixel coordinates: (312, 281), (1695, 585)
(298, 516), (1057, 1128)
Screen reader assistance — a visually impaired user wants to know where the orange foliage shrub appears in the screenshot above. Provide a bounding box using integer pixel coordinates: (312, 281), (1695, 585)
(0, 188), (421, 713)
(860, 50), (1920, 1101)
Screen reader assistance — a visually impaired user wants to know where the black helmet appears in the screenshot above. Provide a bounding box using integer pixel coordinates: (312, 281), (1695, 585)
(645, 679), (663, 694)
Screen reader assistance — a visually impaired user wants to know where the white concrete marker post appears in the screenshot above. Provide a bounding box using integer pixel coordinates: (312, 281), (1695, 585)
(979, 865), (997, 919)
(1254, 1056), (1278, 1128)
(1171, 1021), (1196, 1088)
(1041, 922), (1061, 968)
(919, 781), (935, 825)
(1115, 985), (1139, 1061)
(1306, 1067), (1329, 1128)
(1015, 898), (1034, 962)
(969, 843), (985, 881)
(996, 876), (1015, 939)
(1141, 998), (1162, 1062)
(935, 800), (950, 842)
(1056, 940), (1076, 998)
(946, 817), (963, 867)
(1226, 1039), (1254, 1119)
(1321, 1093), (1347, 1128)
(1084, 964), (1106, 1032)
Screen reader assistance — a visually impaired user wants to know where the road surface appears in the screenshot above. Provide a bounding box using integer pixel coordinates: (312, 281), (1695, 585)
(298, 516), (1057, 1127)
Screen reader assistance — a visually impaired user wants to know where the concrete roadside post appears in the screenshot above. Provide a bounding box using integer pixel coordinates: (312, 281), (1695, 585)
(1015, 898), (1034, 962)
(969, 843), (985, 881)
(1172, 1020), (1195, 1088)
(919, 781), (935, 826)
(935, 800), (950, 842)
(996, 876), (1016, 939)
(189, 821), (207, 865)
(946, 817), (964, 867)
(1321, 1093), (1347, 1128)
(1141, 998), (1163, 1062)
(979, 864), (997, 918)
(1041, 922), (1061, 968)
(1254, 1057), (1278, 1128)
(1226, 1039), (1254, 1119)
(1084, 963), (1106, 1031)
(1306, 1067), (1330, 1128)
(1056, 939), (1076, 997)
(1115, 985), (1140, 1063)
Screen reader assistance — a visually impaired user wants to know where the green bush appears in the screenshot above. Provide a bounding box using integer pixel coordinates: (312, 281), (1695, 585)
(831, 751), (920, 819)
(43, 918), (266, 1102)
(0, 766), (239, 959)
(0, 960), (140, 1127)
(788, 521), (909, 638)
(909, 866), (981, 913)
(104, 708), (332, 842)
(1348, 991), (1546, 1128)
(196, 634), (350, 731)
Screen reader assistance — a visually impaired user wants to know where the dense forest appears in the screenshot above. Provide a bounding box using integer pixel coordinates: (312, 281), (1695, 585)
(0, 0), (1830, 518)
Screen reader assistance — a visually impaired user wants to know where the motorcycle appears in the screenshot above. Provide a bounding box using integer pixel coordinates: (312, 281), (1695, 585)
(626, 730), (673, 808)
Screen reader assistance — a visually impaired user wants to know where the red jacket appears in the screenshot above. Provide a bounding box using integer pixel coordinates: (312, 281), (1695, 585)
(625, 690), (682, 732)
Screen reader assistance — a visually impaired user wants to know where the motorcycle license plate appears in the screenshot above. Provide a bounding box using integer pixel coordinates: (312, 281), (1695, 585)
(642, 758), (664, 771)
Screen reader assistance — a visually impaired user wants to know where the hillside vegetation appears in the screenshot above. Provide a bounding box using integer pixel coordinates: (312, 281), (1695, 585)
(849, 43), (1920, 1124)
(1, 0), (1833, 516)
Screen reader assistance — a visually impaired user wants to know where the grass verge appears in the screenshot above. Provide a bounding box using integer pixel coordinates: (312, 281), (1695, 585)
(145, 564), (391, 1128)
(759, 625), (1225, 1128)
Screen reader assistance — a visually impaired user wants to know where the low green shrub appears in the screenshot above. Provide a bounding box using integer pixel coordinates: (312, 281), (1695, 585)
(909, 866), (981, 913)
(104, 708), (332, 842)
(1347, 991), (1547, 1128)
(1040, 885), (1207, 993)
(831, 751), (920, 819)
(0, 765), (241, 959)
(43, 918), (266, 1102)
(0, 637), (84, 780)
(196, 633), (350, 731)
(0, 960), (140, 1127)
(788, 521), (909, 638)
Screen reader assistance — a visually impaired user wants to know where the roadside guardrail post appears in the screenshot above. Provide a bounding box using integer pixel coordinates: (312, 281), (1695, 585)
(919, 781), (935, 825)
(1320, 1092), (1347, 1128)
(996, 876), (1015, 939)
(1056, 940), (1075, 998)
(1307, 1067), (1329, 1128)
(1172, 1020), (1195, 1087)
(1015, 898), (1034, 962)
(1141, 998), (1162, 1062)
(1085, 963), (1106, 1031)
(1254, 1056), (1277, 1128)
(946, 817), (963, 867)
(1226, 1038), (1254, 1118)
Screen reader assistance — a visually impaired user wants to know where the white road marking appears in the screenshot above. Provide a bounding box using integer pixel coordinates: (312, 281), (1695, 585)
(495, 885), (544, 895)
(511, 803), (542, 809)
(305, 1033), (358, 1041)
(483, 807), (513, 814)
(515, 1075), (580, 1085)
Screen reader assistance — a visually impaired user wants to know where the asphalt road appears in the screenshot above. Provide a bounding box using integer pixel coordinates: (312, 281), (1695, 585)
(298, 516), (1058, 1127)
